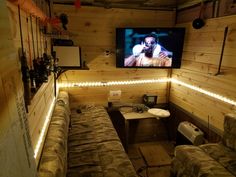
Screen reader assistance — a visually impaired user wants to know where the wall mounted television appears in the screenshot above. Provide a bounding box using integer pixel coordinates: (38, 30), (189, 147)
(116, 27), (185, 68)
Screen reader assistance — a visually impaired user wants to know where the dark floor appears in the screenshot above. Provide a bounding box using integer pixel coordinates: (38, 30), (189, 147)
(127, 141), (175, 177)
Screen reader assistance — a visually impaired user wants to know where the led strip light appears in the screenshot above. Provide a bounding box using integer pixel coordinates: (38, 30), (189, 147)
(171, 78), (236, 106)
(34, 78), (236, 161)
(58, 78), (171, 88)
(34, 97), (56, 159)
(58, 78), (236, 106)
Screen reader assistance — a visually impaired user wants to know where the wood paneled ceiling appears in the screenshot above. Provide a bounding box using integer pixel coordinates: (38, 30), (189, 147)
(52, 0), (211, 10)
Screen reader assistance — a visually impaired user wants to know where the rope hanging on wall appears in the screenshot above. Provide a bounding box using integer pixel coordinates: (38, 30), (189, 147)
(192, 1), (205, 29)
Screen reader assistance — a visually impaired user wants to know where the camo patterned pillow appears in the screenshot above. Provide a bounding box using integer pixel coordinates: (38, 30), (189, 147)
(38, 91), (70, 177)
(223, 114), (236, 151)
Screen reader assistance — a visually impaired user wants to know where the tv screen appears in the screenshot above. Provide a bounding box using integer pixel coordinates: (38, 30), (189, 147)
(116, 27), (185, 68)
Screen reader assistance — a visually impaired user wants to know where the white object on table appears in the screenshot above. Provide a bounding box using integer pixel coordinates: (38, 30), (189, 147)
(148, 108), (170, 119)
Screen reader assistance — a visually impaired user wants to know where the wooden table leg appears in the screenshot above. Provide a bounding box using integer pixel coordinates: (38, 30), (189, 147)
(125, 119), (129, 152)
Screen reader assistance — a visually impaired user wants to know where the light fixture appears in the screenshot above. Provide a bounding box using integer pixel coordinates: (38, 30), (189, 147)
(58, 78), (236, 106)
(58, 78), (171, 88)
(171, 78), (236, 106)
(34, 97), (56, 159)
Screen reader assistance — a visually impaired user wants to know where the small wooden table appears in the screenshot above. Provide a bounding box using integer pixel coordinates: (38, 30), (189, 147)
(120, 108), (156, 151)
(120, 107), (171, 151)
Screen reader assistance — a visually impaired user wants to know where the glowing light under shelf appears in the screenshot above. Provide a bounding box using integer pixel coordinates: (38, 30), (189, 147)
(34, 97), (56, 159)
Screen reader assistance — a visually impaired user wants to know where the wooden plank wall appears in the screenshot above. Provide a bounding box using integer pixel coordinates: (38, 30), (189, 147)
(0, 1), (37, 177)
(219, 0), (236, 16)
(171, 15), (236, 134)
(177, 0), (236, 24)
(6, 1), (55, 165)
(54, 5), (175, 106)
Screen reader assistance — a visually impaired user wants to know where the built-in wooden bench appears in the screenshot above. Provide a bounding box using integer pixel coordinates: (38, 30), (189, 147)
(37, 91), (70, 177)
(37, 91), (137, 177)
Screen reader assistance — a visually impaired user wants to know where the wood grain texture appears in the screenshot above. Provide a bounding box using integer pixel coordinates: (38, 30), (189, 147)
(139, 144), (172, 166)
(54, 5), (175, 105)
(27, 75), (54, 151)
(6, 0), (55, 167)
(1, 1), (37, 176)
(168, 103), (222, 143)
(171, 15), (236, 133)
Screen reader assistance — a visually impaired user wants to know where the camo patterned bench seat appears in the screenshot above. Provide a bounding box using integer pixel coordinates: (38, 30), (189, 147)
(38, 91), (70, 177)
(67, 104), (137, 177)
(38, 92), (137, 177)
(170, 114), (236, 177)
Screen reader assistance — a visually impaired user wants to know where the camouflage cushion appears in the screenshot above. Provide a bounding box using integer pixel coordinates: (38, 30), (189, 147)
(222, 114), (236, 151)
(171, 157), (235, 177)
(38, 91), (70, 177)
(171, 145), (234, 177)
(171, 113), (236, 177)
(174, 145), (214, 163)
(200, 143), (236, 176)
(67, 105), (137, 177)
(38, 95), (137, 177)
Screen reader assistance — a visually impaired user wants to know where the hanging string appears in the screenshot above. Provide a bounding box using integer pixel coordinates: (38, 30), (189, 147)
(38, 0), (43, 56)
(199, 1), (204, 19)
(36, 18), (39, 58)
(39, 22), (43, 56)
(18, 5), (24, 55)
(26, 15), (32, 69)
(43, 28), (47, 54)
(41, 0), (47, 54)
(30, 15), (36, 60)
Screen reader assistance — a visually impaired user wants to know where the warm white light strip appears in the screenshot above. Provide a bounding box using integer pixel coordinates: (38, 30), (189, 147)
(34, 97), (56, 159)
(171, 78), (236, 106)
(106, 78), (170, 86)
(58, 78), (236, 106)
(58, 78), (171, 88)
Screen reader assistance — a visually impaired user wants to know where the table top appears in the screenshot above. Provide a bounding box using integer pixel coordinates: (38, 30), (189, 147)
(148, 108), (170, 118)
(120, 111), (156, 120)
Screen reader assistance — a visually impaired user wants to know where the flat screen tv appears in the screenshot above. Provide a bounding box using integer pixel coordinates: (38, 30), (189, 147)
(116, 27), (185, 68)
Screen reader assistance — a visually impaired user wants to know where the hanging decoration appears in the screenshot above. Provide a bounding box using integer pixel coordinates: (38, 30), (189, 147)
(192, 1), (205, 29)
(74, 0), (81, 9)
